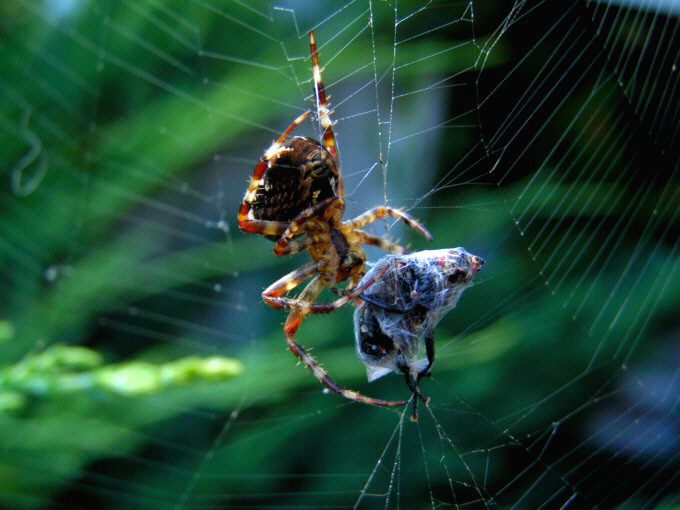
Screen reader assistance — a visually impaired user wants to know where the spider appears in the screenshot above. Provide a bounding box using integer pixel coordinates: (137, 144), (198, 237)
(354, 248), (484, 420)
(238, 30), (432, 409)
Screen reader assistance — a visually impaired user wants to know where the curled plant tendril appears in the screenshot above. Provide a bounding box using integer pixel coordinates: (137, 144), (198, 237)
(9, 110), (48, 198)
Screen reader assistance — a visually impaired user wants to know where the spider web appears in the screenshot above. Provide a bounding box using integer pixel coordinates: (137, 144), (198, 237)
(1, 0), (678, 508)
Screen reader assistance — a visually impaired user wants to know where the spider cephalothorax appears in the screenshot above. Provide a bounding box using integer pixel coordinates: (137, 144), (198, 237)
(355, 248), (484, 419)
(238, 31), (432, 410)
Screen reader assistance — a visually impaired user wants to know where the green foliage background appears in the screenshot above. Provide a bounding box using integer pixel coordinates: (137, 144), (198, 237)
(1, 1), (677, 508)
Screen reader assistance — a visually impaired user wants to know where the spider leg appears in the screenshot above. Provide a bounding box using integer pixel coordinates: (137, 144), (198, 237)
(286, 328), (409, 408)
(416, 329), (435, 383)
(262, 261), (320, 309)
(309, 30), (344, 203)
(263, 261), (388, 313)
(398, 362), (431, 422)
(272, 236), (316, 258)
(238, 219), (290, 238)
(347, 229), (410, 255)
(273, 196), (343, 256)
(341, 206), (433, 241)
(282, 276), (408, 408)
(238, 111), (310, 235)
(264, 263), (405, 407)
(309, 32), (336, 160)
(407, 330), (435, 421)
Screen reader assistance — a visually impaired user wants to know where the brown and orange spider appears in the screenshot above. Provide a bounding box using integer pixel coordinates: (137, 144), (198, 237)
(238, 31), (432, 409)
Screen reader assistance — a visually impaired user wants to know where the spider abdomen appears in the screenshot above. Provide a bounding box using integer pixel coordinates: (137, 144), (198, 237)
(251, 136), (339, 225)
